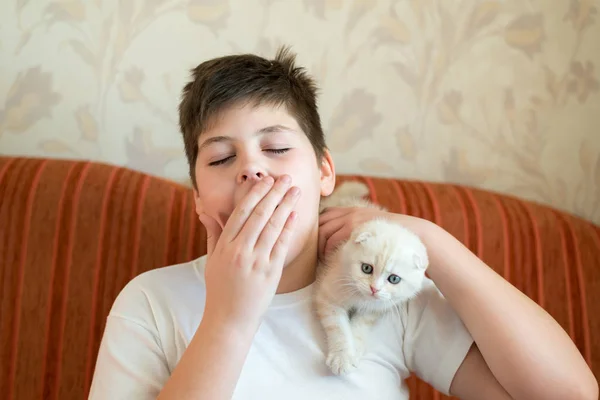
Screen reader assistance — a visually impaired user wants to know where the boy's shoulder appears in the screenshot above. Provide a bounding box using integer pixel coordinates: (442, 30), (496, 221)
(129, 256), (207, 290)
(108, 256), (208, 324)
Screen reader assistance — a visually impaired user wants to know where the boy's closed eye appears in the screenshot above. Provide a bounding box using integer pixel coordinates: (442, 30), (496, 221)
(208, 148), (292, 167)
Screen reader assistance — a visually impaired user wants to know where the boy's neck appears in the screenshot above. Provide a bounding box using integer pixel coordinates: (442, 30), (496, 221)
(276, 229), (319, 294)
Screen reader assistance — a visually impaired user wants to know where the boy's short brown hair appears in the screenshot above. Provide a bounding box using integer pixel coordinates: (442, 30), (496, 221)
(178, 46), (327, 188)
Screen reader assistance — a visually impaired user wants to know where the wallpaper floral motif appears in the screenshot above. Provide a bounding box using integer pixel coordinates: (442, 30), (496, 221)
(1, 0), (599, 224)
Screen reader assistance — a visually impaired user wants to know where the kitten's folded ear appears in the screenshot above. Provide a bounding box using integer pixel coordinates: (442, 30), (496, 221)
(354, 231), (372, 244)
(413, 252), (429, 270)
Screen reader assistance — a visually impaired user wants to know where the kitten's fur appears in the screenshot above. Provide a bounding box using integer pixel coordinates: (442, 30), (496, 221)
(315, 181), (429, 375)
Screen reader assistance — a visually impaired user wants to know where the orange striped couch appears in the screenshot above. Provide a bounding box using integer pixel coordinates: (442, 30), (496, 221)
(0, 156), (598, 400)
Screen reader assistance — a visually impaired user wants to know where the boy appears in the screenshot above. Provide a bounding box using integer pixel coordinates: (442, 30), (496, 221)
(89, 47), (597, 399)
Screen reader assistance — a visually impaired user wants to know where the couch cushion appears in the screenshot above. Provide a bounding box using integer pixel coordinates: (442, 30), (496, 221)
(0, 156), (598, 400)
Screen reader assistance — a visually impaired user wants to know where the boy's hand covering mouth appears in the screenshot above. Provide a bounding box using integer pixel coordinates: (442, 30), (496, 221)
(216, 180), (284, 229)
(198, 175), (301, 334)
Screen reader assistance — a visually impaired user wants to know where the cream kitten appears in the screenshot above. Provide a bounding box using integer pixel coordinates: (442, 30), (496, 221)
(315, 182), (429, 375)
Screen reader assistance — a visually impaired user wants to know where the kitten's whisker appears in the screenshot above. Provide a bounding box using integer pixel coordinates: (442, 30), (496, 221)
(337, 281), (355, 287)
(333, 278), (357, 287)
(390, 301), (400, 322)
(336, 286), (359, 299)
(393, 302), (403, 326)
(381, 298), (400, 324)
(332, 278), (360, 296)
(337, 286), (355, 293)
(337, 287), (357, 296)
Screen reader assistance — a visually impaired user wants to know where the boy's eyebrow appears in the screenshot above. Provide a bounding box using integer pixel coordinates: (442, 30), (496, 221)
(198, 124), (295, 153)
(256, 124), (295, 134)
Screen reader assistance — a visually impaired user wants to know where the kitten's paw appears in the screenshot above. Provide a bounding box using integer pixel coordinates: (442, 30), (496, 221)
(326, 349), (361, 375)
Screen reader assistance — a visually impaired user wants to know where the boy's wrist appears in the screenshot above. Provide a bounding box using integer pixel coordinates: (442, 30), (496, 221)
(387, 212), (448, 272)
(198, 309), (260, 344)
(387, 212), (441, 242)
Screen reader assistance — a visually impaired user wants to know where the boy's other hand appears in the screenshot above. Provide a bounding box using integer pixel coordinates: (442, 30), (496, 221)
(318, 208), (432, 259)
(198, 175), (300, 335)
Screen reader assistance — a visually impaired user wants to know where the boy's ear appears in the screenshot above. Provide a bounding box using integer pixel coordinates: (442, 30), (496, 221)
(319, 149), (336, 197)
(193, 189), (203, 216)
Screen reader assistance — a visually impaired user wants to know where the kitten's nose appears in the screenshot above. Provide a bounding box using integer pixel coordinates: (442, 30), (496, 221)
(370, 285), (379, 295)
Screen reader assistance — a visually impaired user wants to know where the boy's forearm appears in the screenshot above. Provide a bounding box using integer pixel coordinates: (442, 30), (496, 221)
(157, 317), (255, 400)
(411, 219), (598, 400)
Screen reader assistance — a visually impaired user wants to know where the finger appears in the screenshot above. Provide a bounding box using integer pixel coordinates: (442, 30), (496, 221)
(236, 175), (292, 246)
(255, 186), (300, 253)
(318, 218), (346, 258)
(318, 207), (354, 225)
(324, 226), (353, 256)
(269, 211), (298, 267)
(198, 213), (222, 257)
(221, 176), (275, 242)
(319, 226), (342, 259)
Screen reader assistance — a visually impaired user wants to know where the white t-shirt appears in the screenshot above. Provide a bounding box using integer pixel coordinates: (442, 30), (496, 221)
(89, 256), (474, 400)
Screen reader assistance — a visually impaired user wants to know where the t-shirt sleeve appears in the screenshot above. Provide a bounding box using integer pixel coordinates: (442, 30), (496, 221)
(402, 278), (474, 395)
(88, 282), (170, 400)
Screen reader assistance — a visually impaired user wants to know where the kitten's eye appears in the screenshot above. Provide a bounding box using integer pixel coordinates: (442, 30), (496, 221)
(361, 263), (373, 274)
(388, 274), (401, 284)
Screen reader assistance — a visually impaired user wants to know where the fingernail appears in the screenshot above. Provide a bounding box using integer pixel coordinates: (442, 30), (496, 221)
(264, 176), (274, 185)
(281, 175), (291, 185)
(290, 186), (300, 197)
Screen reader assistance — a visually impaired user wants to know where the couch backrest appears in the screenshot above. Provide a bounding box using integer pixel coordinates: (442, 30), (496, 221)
(0, 157), (206, 400)
(1, 156), (598, 400)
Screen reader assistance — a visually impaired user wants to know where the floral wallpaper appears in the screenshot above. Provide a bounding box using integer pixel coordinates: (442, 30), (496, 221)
(0, 0), (599, 225)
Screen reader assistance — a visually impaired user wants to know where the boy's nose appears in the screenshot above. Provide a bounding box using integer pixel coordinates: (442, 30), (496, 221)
(237, 166), (267, 184)
(241, 171), (263, 182)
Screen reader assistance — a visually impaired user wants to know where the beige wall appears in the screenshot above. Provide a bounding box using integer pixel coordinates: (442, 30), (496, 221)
(1, 0), (599, 224)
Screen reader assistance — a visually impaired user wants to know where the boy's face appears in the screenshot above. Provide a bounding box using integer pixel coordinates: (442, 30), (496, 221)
(193, 103), (335, 266)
